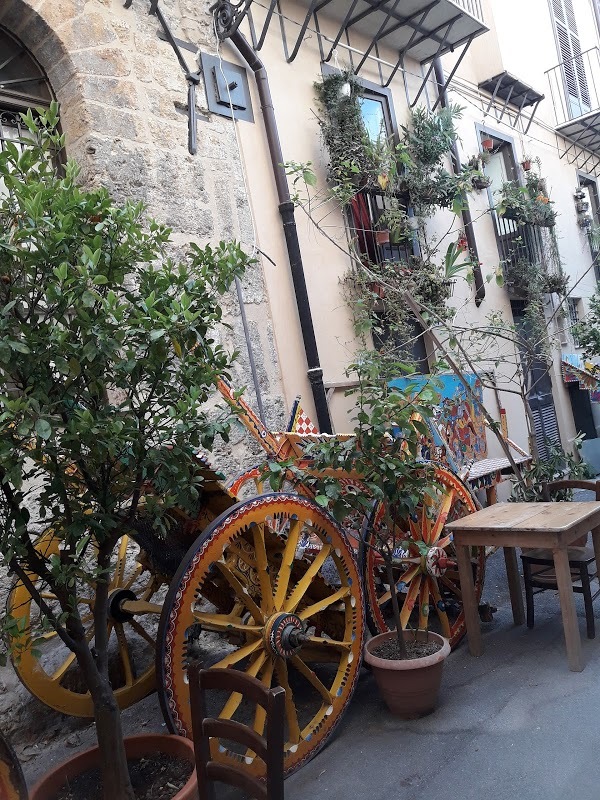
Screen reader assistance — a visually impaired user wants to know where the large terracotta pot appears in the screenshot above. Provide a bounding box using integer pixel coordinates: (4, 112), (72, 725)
(30, 734), (197, 800)
(364, 630), (450, 718)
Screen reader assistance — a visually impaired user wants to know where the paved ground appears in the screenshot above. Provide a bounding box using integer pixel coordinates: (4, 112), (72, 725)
(10, 489), (600, 798)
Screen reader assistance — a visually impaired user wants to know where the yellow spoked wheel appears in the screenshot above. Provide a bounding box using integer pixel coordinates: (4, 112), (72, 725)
(361, 466), (484, 648)
(157, 493), (364, 777)
(7, 532), (166, 717)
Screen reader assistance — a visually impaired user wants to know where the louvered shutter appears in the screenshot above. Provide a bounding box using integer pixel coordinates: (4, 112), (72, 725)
(552, 0), (591, 116)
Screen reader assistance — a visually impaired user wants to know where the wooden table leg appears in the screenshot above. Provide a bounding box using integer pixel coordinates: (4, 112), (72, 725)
(486, 485), (498, 506)
(503, 547), (525, 625)
(553, 547), (584, 672)
(455, 543), (482, 656)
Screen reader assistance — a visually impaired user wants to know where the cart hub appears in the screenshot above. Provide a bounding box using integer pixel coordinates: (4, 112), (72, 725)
(425, 547), (452, 578)
(108, 588), (138, 622)
(264, 613), (307, 658)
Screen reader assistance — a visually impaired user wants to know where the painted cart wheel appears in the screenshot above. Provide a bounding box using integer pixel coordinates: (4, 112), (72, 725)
(360, 466), (484, 648)
(157, 493), (364, 777)
(0, 733), (27, 800)
(8, 532), (165, 717)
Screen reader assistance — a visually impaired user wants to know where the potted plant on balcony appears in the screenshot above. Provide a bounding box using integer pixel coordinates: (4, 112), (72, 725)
(0, 106), (251, 800)
(298, 354), (451, 718)
(521, 155), (533, 172)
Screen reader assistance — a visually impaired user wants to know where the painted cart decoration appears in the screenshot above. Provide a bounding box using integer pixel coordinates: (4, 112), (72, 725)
(6, 376), (528, 780)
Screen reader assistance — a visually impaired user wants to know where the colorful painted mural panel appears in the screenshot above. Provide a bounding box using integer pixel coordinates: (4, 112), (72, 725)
(389, 373), (487, 468)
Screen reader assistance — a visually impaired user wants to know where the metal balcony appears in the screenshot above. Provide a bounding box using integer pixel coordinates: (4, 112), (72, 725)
(546, 47), (600, 156)
(214, 0), (488, 83)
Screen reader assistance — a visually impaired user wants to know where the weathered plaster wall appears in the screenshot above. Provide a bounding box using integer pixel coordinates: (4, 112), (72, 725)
(0, 0), (286, 474)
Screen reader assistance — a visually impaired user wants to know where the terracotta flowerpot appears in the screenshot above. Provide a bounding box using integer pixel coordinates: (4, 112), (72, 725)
(375, 229), (390, 245)
(481, 137), (494, 151)
(521, 160), (532, 171)
(30, 734), (198, 800)
(364, 630), (450, 719)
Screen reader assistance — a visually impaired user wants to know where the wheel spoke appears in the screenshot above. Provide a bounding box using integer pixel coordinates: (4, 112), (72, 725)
(297, 586), (351, 621)
(115, 622), (134, 687)
(430, 489), (455, 544)
(215, 561), (265, 623)
(246, 659), (275, 759)
(400, 573), (422, 629)
(123, 563), (143, 591)
(378, 562), (419, 607)
(218, 651), (268, 720)
(128, 618), (157, 649)
(305, 635), (352, 652)
(283, 544), (332, 614)
(111, 536), (129, 589)
(275, 660), (301, 746)
(436, 534), (453, 550)
(192, 611), (262, 635)
(429, 576), (451, 638)
(211, 638), (263, 670)
(440, 574), (462, 599)
(251, 523), (274, 614)
(290, 655), (333, 705)
(273, 517), (302, 609)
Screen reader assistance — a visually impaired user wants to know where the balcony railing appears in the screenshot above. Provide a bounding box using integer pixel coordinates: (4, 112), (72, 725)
(546, 48), (600, 154)
(496, 218), (546, 295)
(546, 47), (600, 126)
(452, 0), (484, 23)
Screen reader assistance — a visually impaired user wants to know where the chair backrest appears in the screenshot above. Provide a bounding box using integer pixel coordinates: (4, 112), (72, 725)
(542, 479), (600, 501)
(188, 664), (286, 800)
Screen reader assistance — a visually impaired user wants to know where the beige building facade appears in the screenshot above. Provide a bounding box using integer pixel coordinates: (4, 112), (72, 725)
(3, 0), (600, 473)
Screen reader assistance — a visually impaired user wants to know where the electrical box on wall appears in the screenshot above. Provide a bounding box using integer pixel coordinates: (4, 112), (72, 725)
(200, 53), (254, 123)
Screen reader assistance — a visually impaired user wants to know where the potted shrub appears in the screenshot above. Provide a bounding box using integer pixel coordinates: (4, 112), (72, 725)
(300, 353), (451, 718)
(0, 105), (251, 799)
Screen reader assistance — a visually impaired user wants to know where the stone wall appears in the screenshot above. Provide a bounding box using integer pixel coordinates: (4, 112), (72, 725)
(0, 0), (285, 475)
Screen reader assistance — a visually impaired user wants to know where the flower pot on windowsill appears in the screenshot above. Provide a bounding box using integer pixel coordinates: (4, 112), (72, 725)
(364, 630), (451, 718)
(375, 229), (390, 245)
(29, 734), (197, 800)
(481, 137), (494, 151)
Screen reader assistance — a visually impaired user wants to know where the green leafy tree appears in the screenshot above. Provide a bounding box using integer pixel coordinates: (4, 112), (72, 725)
(0, 104), (251, 799)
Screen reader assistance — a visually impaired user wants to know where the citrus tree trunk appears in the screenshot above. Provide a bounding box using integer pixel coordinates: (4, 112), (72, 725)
(385, 558), (408, 658)
(74, 641), (135, 800)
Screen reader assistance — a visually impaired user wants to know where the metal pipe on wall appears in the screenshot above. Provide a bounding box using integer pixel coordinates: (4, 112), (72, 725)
(228, 30), (333, 434)
(433, 58), (486, 306)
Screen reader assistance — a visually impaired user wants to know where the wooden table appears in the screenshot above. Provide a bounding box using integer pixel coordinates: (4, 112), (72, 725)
(445, 501), (600, 672)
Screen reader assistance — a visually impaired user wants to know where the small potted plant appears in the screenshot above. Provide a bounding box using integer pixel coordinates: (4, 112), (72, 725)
(521, 155), (533, 171)
(481, 136), (494, 151)
(301, 354), (451, 718)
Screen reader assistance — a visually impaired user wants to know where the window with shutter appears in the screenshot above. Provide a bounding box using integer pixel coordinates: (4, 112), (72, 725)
(552, 0), (591, 118)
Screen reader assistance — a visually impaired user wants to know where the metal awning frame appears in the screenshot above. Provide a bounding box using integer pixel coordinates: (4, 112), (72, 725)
(212, 0), (485, 95)
(477, 72), (544, 135)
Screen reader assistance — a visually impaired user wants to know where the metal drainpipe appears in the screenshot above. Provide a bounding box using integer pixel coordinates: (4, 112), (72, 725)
(433, 58), (485, 306)
(228, 30), (333, 434)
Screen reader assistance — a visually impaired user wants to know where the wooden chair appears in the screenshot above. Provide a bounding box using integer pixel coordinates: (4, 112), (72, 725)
(520, 479), (600, 639)
(188, 664), (285, 800)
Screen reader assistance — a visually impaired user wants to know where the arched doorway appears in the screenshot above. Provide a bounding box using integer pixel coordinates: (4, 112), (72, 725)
(0, 25), (53, 147)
